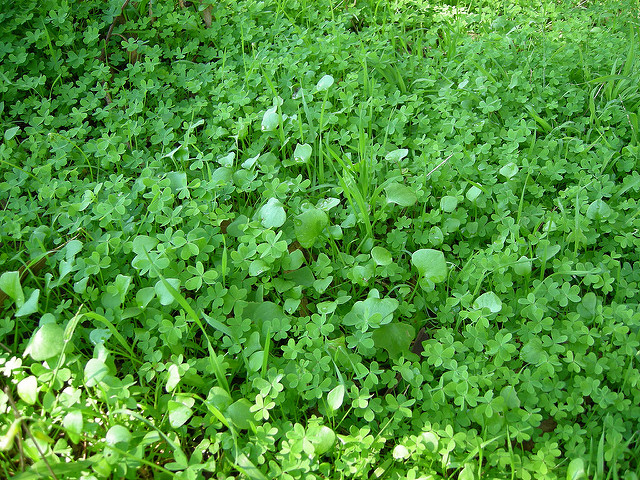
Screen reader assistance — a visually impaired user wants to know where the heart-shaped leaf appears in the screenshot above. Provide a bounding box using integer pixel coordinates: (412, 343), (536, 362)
(473, 292), (502, 313)
(372, 322), (415, 359)
(371, 246), (392, 266)
(27, 323), (64, 361)
(294, 208), (329, 248)
(154, 278), (181, 306)
(261, 106), (278, 132)
(411, 249), (447, 283)
(105, 425), (131, 448)
(259, 198), (286, 229)
(316, 74), (334, 92)
(227, 399), (253, 430)
(293, 143), (312, 164)
(168, 400), (193, 428)
(327, 384), (345, 411)
(17, 376), (38, 405)
(385, 182), (417, 207)
(307, 425), (336, 455)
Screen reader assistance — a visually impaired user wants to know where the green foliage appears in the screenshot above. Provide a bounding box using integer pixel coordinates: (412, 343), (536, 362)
(1, 0), (639, 478)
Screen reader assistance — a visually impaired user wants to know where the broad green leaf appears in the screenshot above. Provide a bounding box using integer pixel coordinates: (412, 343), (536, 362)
(440, 195), (458, 212)
(168, 400), (193, 428)
(500, 385), (521, 409)
(586, 199), (612, 220)
(27, 323), (64, 361)
(499, 162), (519, 179)
(343, 295), (399, 330)
(535, 241), (561, 261)
(166, 364), (181, 392)
(466, 185), (482, 201)
(473, 292), (502, 313)
(227, 399), (253, 430)
(294, 208), (329, 248)
(63, 411), (83, 443)
(420, 431), (439, 452)
(207, 386), (233, 411)
(132, 235), (158, 255)
(513, 256), (532, 276)
(217, 152), (235, 167)
(393, 445), (410, 460)
(385, 182), (417, 207)
(15, 289), (39, 317)
(371, 246), (392, 266)
(4, 126), (19, 141)
(566, 458), (586, 480)
(17, 376), (38, 405)
(371, 322), (415, 359)
(165, 171), (187, 192)
(385, 149), (408, 162)
(293, 143), (312, 164)
(261, 106), (278, 132)
(316, 74), (334, 92)
(307, 425), (336, 455)
(249, 259), (269, 277)
(154, 278), (181, 306)
(259, 198), (286, 229)
(84, 358), (109, 387)
(327, 384), (345, 411)
(136, 287), (156, 308)
(0, 271), (24, 306)
(458, 464), (475, 480)
(105, 425), (131, 448)
(411, 249), (447, 283)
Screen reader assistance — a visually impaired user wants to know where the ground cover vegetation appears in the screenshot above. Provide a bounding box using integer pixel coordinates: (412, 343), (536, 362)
(0, 0), (639, 478)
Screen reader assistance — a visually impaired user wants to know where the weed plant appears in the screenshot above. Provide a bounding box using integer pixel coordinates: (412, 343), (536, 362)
(1, 0), (639, 478)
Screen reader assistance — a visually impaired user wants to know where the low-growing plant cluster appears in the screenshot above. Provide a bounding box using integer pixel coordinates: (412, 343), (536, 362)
(1, 0), (639, 478)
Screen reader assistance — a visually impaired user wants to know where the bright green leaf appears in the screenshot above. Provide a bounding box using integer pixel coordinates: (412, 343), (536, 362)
(385, 182), (417, 207)
(294, 208), (329, 248)
(27, 323), (64, 361)
(411, 249), (447, 283)
(371, 322), (415, 359)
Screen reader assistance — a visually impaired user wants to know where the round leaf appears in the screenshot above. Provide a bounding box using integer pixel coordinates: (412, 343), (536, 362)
(499, 162), (519, 179)
(411, 249), (447, 283)
(316, 74), (334, 92)
(28, 323), (64, 361)
(227, 399), (253, 430)
(327, 384), (345, 411)
(154, 278), (181, 306)
(567, 458), (586, 480)
(17, 376), (38, 405)
(294, 208), (329, 248)
(293, 143), (312, 164)
(105, 425), (131, 448)
(513, 256), (532, 276)
(393, 445), (410, 460)
(371, 322), (415, 359)
(586, 199), (612, 221)
(473, 292), (502, 313)
(371, 246), (392, 266)
(168, 400), (193, 428)
(307, 425), (336, 455)
(440, 195), (458, 212)
(84, 358), (109, 387)
(385, 182), (417, 207)
(261, 106), (278, 132)
(259, 198), (286, 229)
(385, 149), (409, 162)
